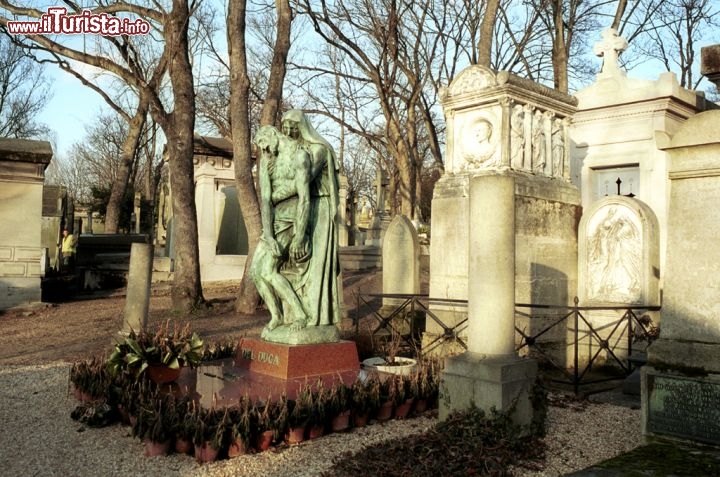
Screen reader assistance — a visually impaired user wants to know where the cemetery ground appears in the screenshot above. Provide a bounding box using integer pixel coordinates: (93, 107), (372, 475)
(0, 269), (679, 476)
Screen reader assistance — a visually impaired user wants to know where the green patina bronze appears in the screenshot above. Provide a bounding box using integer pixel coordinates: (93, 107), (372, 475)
(250, 110), (342, 345)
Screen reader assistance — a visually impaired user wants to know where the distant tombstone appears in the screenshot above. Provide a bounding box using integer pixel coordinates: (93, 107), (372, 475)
(382, 215), (419, 306)
(579, 196), (660, 305)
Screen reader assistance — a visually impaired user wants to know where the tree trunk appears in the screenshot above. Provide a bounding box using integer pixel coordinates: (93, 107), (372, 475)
(105, 96), (149, 233)
(228, 0), (292, 314)
(165, 0), (204, 311)
(228, 0), (261, 314)
(477, 0), (500, 67)
(259, 0), (292, 127)
(551, 0), (569, 93)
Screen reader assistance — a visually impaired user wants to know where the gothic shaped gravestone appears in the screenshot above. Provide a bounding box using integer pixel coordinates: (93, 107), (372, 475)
(382, 214), (420, 306)
(579, 196), (660, 306)
(576, 196), (660, 368)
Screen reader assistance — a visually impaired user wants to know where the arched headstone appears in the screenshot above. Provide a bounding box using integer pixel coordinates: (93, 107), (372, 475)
(382, 215), (420, 302)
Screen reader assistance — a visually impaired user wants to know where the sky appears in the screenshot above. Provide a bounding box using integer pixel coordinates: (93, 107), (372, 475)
(38, 66), (109, 156)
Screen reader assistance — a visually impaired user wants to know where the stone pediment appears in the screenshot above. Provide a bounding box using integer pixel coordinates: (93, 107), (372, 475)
(443, 65), (499, 98)
(441, 66), (576, 108)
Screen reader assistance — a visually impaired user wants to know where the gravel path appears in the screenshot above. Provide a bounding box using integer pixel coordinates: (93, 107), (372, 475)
(0, 362), (642, 477)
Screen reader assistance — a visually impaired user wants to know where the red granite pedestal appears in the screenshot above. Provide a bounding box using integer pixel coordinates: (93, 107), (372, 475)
(178, 338), (362, 406)
(235, 337), (360, 380)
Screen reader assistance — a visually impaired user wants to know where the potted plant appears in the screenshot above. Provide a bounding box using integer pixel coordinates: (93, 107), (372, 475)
(107, 320), (204, 383)
(227, 397), (253, 457)
(351, 375), (380, 426)
(306, 382), (327, 439)
(254, 396), (285, 451)
(133, 391), (174, 457)
(69, 357), (110, 402)
(171, 396), (195, 455)
(285, 387), (312, 444)
(393, 374), (415, 419)
(192, 407), (229, 463)
(415, 356), (441, 412)
(326, 381), (352, 432)
(362, 327), (417, 375)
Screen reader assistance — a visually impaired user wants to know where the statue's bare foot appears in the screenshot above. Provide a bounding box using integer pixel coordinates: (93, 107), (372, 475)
(290, 319), (307, 332)
(267, 316), (281, 331)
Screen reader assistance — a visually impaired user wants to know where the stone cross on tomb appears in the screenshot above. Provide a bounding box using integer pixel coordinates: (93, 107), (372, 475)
(374, 168), (387, 215)
(593, 27), (628, 79)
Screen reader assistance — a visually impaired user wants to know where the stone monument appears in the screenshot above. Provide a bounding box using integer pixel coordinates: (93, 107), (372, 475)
(428, 65), (581, 364)
(570, 28), (715, 279)
(433, 64), (581, 425)
(237, 110), (358, 382)
(382, 214), (420, 309)
(441, 174), (537, 426)
(0, 138), (53, 310)
(641, 46), (720, 445)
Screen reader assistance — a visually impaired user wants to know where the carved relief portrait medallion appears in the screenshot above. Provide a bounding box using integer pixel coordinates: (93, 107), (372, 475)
(460, 116), (498, 169)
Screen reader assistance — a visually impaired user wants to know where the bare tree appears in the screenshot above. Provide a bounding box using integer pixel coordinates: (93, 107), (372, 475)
(296, 0), (447, 220)
(0, 0), (205, 311)
(0, 34), (51, 138)
(634, 0), (719, 89)
(227, 0), (292, 313)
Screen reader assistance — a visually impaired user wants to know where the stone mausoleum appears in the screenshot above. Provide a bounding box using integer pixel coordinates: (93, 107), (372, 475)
(0, 138), (53, 309)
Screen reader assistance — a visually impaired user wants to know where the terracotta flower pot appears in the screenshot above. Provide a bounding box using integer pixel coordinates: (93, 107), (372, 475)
(394, 398), (414, 419)
(331, 410), (351, 432)
(174, 437), (193, 455)
(352, 411), (369, 428)
(414, 399), (428, 414)
(376, 400), (393, 422)
(147, 364), (182, 384)
(227, 438), (248, 457)
(308, 424), (324, 440)
(144, 439), (171, 457)
(285, 426), (306, 445)
(256, 430), (274, 451)
(194, 441), (219, 463)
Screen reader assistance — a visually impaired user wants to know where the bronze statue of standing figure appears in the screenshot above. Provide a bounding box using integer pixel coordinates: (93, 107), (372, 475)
(250, 110), (342, 344)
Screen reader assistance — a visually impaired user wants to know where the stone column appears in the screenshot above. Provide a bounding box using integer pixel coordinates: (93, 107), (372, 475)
(122, 242), (153, 333)
(195, 163), (218, 270)
(133, 191), (141, 234)
(440, 174), (537, 427)
(467, 175), (515, 356)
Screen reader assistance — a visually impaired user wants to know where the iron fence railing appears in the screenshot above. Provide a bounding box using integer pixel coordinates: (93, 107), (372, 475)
(353, 292), (661, 394)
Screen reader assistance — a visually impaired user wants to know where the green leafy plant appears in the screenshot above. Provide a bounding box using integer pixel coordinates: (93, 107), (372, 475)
(107, 320), (204, 379)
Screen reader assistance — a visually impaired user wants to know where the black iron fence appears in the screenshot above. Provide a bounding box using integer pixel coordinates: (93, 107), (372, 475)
(353, 292), (661, 394)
